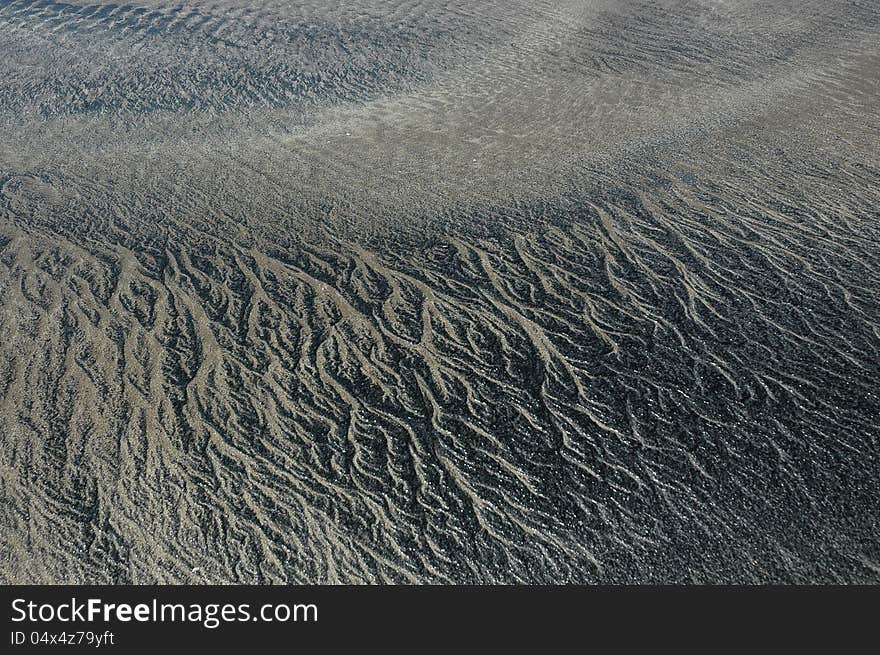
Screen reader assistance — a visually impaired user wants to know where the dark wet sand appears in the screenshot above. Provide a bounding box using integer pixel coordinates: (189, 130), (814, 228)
(1, 0), (878, 583)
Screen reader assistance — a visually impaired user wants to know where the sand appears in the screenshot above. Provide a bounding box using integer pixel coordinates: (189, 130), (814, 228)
(0, 0), (878, 583)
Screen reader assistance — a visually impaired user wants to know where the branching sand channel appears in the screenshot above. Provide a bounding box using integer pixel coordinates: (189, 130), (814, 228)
(0, 0), (878, 583)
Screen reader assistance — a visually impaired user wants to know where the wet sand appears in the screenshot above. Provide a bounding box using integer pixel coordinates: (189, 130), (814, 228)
(1, 0), (878, 583)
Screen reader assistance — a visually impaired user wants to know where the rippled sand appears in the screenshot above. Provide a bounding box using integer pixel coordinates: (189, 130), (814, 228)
(1, 0), (878, 583)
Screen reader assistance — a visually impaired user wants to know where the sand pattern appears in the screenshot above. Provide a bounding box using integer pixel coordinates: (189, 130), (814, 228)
(1, 0), (878, 583)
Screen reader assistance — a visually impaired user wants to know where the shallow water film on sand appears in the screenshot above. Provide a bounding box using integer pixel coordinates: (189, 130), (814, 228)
(0, 0), (878, 584)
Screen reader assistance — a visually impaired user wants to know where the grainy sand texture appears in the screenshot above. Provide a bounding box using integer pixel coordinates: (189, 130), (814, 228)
(0, 0), (878, 583)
